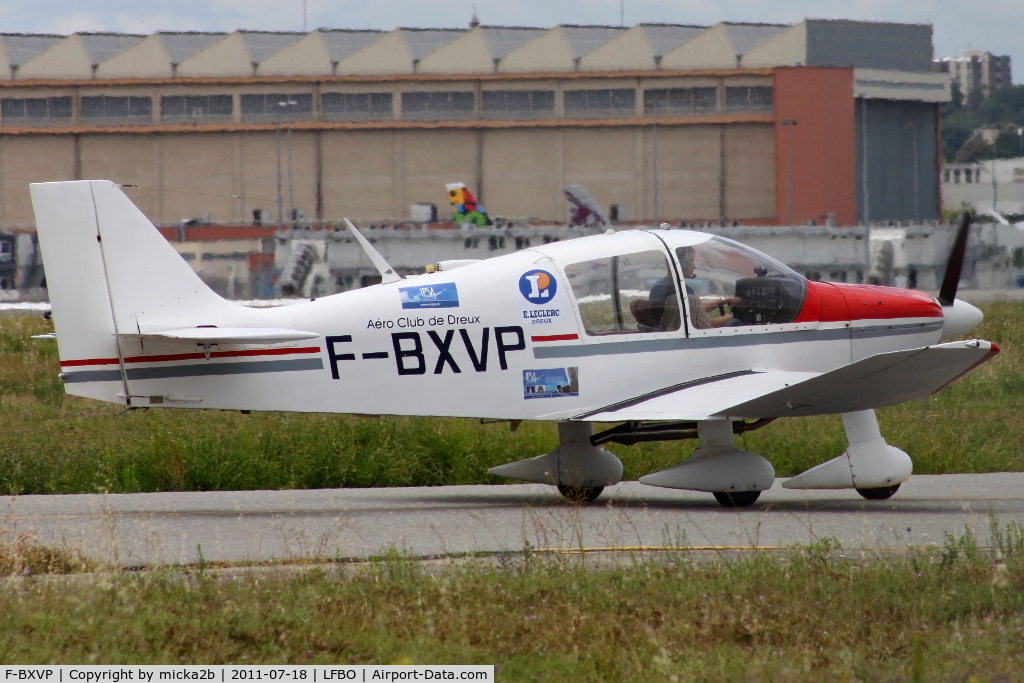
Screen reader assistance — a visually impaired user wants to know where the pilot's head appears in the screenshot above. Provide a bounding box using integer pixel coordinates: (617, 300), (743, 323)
(679, 247), (697, 277)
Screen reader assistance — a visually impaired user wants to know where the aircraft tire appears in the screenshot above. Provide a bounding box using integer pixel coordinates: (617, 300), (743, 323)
(712, 490), (761, 507)
(856, 484), (900, 500)
(557, 485), (604, 504)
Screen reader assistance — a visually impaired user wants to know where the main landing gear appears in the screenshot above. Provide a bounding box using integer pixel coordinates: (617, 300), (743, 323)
(639, 419), (775, 507)
(487, 422), (623, 505)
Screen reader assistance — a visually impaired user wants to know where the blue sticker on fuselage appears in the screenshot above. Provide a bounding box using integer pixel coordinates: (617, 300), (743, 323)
(524, 367), (579, 399)
(400, 282), (459, 309)
(519, 270), (557, 304)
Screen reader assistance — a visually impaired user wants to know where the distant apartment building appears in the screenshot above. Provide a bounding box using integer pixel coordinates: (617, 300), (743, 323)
(937, 50), (1012, 101)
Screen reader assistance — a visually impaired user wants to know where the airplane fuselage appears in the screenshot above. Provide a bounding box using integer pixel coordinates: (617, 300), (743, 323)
(61, 229), (950, 420)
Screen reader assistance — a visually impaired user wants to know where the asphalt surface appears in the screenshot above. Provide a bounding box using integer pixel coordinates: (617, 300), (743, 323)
(2, 473), (1021, 567)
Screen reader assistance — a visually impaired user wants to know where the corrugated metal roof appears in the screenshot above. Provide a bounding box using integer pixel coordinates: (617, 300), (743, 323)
(320, 29), (385, 62)
(239, 31), (305, 64)
(79, 33), (145, 65)
(480, 27), (547, 59)
(399, 29), (465, 60)
(561, 26), (626, 59)
(722, 23), (789, 56)
(0, 34), (64, 66)
(159, 32), (226, 65)
(0, 21), (939, 77)
(640, 24), (708, 57)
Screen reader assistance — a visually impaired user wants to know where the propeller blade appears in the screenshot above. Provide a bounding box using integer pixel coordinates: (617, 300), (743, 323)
(938, 212), (972, 306)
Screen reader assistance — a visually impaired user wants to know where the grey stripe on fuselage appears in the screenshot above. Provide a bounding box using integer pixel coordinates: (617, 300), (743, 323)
(533, 321), (941, 359)
(61, 369), (124, 383)
(62, 358), (324, 384)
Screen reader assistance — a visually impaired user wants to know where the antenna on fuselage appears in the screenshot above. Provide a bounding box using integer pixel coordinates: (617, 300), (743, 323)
(937, 212), (972, 307)
(343, 218), (403, 284)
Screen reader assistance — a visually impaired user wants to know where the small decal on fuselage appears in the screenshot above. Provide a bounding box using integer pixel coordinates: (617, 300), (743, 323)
(400, 282), (459, 309)
(524, 367), (579, 399)
(522, 308), (560, 324)
(519, 270), (557, 304)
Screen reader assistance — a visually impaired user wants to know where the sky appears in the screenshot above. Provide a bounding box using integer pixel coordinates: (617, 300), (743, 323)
(0, 0), (1020, 82)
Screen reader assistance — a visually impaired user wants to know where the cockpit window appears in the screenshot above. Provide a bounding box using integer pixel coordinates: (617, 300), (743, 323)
(676, 237), (806, 329)
(564, 250), (681, 335)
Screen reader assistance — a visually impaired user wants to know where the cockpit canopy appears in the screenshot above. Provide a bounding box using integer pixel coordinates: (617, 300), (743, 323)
(558, 232), (806, 336)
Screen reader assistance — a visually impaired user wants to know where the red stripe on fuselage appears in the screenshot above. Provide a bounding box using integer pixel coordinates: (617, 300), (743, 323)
(60, 357), (120, 367)
(61, 346), (322, 368)
(532, 334), (579, 342)
(796, 281), (942, 323)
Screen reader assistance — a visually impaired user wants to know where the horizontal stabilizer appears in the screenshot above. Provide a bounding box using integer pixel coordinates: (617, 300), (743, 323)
(118, 327), (319, 345)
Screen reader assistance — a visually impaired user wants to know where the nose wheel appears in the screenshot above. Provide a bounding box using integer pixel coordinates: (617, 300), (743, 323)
(856, 484), (900, 500)
(712, 490), (761, 507)
(558, 485), (605, 504)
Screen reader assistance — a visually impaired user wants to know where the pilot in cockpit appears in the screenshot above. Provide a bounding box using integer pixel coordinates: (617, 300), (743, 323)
(664, 246), (740, 329)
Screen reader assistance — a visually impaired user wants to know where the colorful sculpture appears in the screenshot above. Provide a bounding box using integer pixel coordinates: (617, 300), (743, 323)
(446, 183), (492, 226)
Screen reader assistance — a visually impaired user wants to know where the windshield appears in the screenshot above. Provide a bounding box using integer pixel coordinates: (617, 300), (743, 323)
(676, 237), (806, 329)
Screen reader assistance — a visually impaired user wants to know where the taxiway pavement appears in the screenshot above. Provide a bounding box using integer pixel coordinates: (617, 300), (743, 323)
(4, 473), (1022, 567)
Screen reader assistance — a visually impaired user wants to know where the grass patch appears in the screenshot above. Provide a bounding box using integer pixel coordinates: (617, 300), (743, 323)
(0, 513), (94, 576)
(0, 527), (1023, 679)
(0, 304), (1022, 495)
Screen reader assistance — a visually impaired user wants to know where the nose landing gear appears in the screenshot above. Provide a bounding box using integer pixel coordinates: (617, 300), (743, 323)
(712, 490), (762, 507)
(557, 485), (605, 504)
(856, 484), (900, 500)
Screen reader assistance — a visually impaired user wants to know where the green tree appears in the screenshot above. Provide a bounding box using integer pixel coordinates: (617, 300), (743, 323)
(954, 137), (993, 163)
(942, 124), (974, 162)
(977, 85), (1024, 126)
(995, 128), (1024, 158)
(941, 85), (1024, 161)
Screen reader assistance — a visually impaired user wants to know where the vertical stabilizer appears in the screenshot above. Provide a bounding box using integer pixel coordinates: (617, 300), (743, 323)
(30, 181), (126, 403)
(31, 180), (264, 404)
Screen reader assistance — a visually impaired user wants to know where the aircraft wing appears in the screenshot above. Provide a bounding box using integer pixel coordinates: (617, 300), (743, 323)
(576, 340), (997, 422)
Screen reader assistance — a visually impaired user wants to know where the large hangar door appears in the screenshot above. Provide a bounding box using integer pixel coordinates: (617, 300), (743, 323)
(855, 99), (939, 222)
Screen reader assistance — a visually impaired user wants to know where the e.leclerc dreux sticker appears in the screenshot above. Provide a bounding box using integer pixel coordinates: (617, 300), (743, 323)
(524, 367), (579, 399)
(399, 282), (459, 309)
(519, 269), (557, 304)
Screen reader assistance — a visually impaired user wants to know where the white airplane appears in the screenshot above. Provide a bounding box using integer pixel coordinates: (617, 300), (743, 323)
(31, 181), (995, 506)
